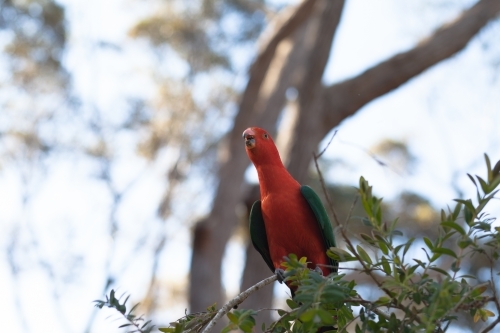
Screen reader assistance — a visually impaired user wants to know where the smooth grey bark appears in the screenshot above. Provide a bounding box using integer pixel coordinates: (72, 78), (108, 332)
(287, 0), (346, 183)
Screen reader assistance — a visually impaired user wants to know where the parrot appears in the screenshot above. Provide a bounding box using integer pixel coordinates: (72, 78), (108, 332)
(242, 126), (337, 288)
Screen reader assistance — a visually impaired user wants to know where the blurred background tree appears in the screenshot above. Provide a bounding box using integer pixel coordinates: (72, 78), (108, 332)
(0, 0), (499, 332)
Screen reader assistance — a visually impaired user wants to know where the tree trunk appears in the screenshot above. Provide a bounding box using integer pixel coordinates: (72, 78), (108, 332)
(189, 0), (319, 312)
(238, 0), (346, 319)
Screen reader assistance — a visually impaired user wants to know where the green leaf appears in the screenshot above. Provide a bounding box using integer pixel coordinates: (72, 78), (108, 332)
(467, 173), (478, 190)
(464, 207), (474, 225)
(485, 154), (492, 181)
(316, 308), (334, 325)
(361, 217), (372, 226)
(286, 299), (299, 309)
(452, 202), (462, 220)
(381, 257), (391, 275)
(360, 233), (374, 243)
(432, 247), (457, 258)
(454, 199), (475, 214)
(375, 296), (391, 305)
(429, 266), (450, 277)
(458, 238), (473, 249)
(299, 309), (317, 323)
(277, 309), (287, 317)
(403, 237), (415, 260)
(493, 159), (500, 177)
(378, 240), (389, 255)
(477, 176), (489, 194)
(356, 245), (372, 264)
(327, 247), (357, 262)
(423, 237), (434, 250)
(392, 230), (403, 236)
(473, 222), (491, 231)
(413, 259), (426, 268)
(227, 312), (238, 324)
(394, 244), (404, 255)
(471, 285), (488, 297)
(407, 264), (418, 276)
(489, 176), (500, 194)
(376, 203), (382, 224)
(441, 221), (466, 235)
(441, 209), (447, 222)
(413, 292), (421, 304)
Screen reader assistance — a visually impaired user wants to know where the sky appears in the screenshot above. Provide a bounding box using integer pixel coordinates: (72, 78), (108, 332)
(0, 0), (500, 332)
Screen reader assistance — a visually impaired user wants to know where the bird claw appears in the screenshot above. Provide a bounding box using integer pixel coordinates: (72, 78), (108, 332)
(314, 266), (323, 276)
(275, 268), (286, 283)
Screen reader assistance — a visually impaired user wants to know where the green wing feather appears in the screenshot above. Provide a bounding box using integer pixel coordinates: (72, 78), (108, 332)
(249, 200), (275, 273)
(300, 185), (337, 271)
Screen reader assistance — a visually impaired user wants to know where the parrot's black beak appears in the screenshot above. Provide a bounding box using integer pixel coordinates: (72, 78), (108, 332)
(242, 129), (256, 149)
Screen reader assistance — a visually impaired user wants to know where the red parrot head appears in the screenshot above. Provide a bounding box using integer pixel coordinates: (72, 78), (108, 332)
(242, 127), (282, 166)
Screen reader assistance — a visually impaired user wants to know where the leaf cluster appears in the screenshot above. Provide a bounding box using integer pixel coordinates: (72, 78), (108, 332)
(326, 154), (500, 332)
(94, 289), (155, 333)
(94, 155), (500, 333)
(159, 304), (217, 333)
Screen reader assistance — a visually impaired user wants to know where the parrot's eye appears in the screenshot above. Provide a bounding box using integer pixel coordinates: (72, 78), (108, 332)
(263, 133), (268, 139)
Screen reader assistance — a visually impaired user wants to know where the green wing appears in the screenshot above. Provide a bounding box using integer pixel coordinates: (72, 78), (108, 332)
(300, 185), (337, 271)
(249, 200), (275, 273)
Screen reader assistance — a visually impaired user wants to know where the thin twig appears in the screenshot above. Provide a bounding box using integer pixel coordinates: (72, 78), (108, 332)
(317, 130), (337, 159)
(201, 275), (277, 333)
(344, 196), (359, 225)
(312, 153), (340, 226)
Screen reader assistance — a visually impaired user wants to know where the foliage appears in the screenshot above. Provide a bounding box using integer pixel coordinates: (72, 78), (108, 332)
(94, 289), (155, 333)
(95, 154), (500, 332)
(129, 0), (266, 75)
(158, 304), (217, 333)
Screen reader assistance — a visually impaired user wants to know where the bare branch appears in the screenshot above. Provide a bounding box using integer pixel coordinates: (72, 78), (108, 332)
(201, 275), (277, 333)
(322, 0), (500, 130)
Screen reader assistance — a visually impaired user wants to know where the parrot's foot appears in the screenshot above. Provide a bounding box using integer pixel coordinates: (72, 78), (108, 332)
(314, 266), (323, 276)
(275, 268), (286, 284)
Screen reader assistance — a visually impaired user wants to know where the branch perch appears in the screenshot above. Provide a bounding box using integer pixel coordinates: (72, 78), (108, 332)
(201, 275), (278, 333)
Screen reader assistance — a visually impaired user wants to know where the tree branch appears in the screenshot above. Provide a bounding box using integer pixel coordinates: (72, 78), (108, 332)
(322, 0), (500, 131)
(234, 0), (319, 136)
(201, 275), (277, 333)
(286, 0), (345, 183)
